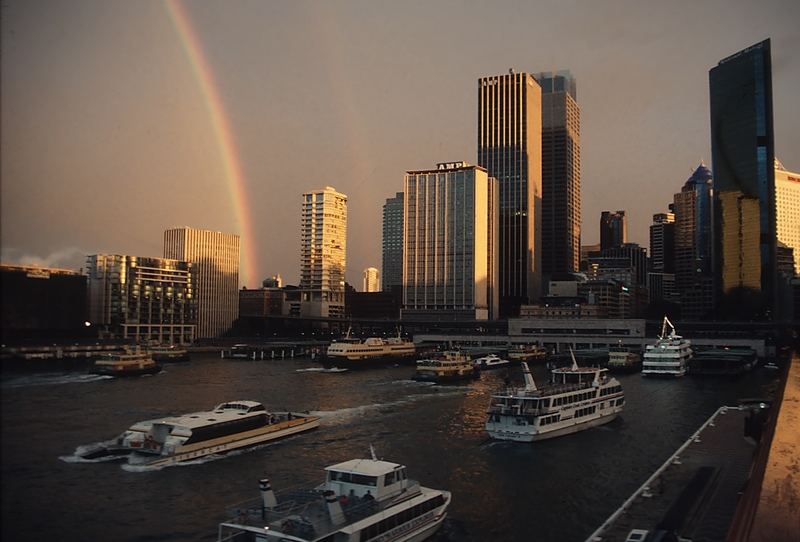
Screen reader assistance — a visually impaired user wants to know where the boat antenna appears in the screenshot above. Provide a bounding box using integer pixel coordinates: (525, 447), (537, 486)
(521, 362), (537, 391)
(369, 444), (378, 461)
(569, 347), (579, 370)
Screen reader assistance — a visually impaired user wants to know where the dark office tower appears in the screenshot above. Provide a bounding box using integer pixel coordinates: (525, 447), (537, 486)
(382, 192), (404, 292)
(478, 71), (542, 316)
(536, 71), (581, 282)
(600, 211), (627, 251)
(674, 163), (714, 318)
(710, 39), (775, 319)
(650, 212), (675, 274)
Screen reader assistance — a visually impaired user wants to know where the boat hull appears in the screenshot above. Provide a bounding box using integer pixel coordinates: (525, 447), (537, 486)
(151, 352), (190, 363)
(487, 411), (619, 442)
(133, 415), (320, 467)
(92, 363), (162, 377)
(412, 371), (479, 384)
(322, 353), (417, 369)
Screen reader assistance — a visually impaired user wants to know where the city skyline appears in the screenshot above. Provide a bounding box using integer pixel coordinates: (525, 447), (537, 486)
(2, 1), (799, 288)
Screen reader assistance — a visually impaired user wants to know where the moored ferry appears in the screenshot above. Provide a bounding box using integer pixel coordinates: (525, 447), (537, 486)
(217, 450), (450, 542)
(412, 350), (479, 383)
(485, 353), (624, 442)
(91, 350), (161, 377)
(642, 316), (692, 377)
(507, 344), (548, 363)
(78, 401), (319, 467)
(607, 345), (642, 373)
(324, 329), (416, 368)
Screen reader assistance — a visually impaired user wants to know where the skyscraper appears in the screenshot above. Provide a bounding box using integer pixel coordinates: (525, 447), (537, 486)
(536, 70), (581, 280)
(649, 212), (675, 274)
(299, 186), (347, 318)
(382, 192), (404, 292)
(674, 163), (714, 318)
(775, 159), (800, 277)
(478, 71), (542, 315)
(710, 39), (775, 318)
(403, 162), (498, 320)
(163, 228), (240, 338)
(362, 267), (380, 292)
(87, 254), (197, 344)
(600, 210), (627, 251)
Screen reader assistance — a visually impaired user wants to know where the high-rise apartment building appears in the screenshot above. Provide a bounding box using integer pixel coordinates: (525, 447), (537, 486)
(673, 163), (714, 318)
(775, 159), (800, 277)
(536, 70), (581, 280)
(650, 212), (675, 273)
(600, 211), (627, 251)
(710, 39), (775, 318)
(403, 162), (499, 320)
(382, 192), (404, 292)
(363, 267), (380, 292)
(648, 212), (676, 305)
(87, 254), (197, 344)
(299, 186), (347, 318)
(163, 228), (240, 338)
(478, 71), (542, 315)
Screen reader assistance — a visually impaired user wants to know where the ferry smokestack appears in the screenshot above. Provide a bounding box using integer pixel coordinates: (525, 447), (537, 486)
(324, 490), (346, 525)
(259, 478), (277, 509)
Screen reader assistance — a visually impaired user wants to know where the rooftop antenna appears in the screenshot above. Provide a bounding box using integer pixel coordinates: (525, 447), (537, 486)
(369, 444), (378, 461)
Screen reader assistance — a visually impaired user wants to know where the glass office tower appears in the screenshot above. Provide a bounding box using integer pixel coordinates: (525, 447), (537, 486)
(709, 39), (775, 319)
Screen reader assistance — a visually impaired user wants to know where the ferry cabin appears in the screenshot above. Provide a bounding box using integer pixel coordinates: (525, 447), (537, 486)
(486, 367), (624, 442)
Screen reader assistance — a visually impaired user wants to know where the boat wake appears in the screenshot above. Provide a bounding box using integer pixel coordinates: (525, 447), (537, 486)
(375, 379), (436, 387)
(294, 367), (349, 373)
(312, 389), (465, 425)
(3, 373), (114, 389)
(59, 441), (125, 464)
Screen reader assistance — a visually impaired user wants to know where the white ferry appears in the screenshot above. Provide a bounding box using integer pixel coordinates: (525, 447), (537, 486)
(79, 401), (319, 467)
(325, 328), (416, 368)
(412, 350), (479, 383)
(485, 353), (625, 442)
(91, 350), (161, 377)
(473, 353), (511, 370)
(642, 316), (692, 377)
(217, 450), (450, 542)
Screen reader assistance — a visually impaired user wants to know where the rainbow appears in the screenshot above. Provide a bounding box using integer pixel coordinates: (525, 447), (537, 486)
(166, 0), (257, 287)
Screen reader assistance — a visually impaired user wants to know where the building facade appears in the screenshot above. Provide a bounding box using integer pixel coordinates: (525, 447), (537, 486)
(163, 228), (240, 339)
(775, 159), (800, 276)
(478, 71), (543, 314)
(710, 39), (775, 319)
(299, 186), (347, 318)
(382, 192), (404, 293)
(649, 212), (677, 305)
(1, 264), (89, 342)
(673, 163), (714, 319)
(402, 162), (499, 320)
(600, 210), (627, 251)
(87, 255), (196, 344)
(536, 70), (581, 281)
(362, 267), (380, 292)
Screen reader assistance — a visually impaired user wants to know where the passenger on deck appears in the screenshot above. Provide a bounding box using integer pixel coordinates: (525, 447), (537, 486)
(363, 490), (374, 502)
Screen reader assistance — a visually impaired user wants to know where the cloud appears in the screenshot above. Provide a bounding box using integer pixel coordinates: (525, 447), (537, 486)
(1, 246), (87, 271)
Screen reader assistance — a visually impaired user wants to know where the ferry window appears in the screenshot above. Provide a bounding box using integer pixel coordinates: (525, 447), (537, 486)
(351, 474), (377, 486)
(542, 399), (550, 408)
(384, 472), (396, 485)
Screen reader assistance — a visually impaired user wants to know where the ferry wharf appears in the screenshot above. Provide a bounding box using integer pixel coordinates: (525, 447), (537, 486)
(586, 352), (800, 542)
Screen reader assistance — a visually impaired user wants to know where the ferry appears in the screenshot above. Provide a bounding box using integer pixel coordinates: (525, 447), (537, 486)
(607, 344), (642, 373)
(485, 353), (625, 442)
(642, 316), (692, 377)
(473, 353), (512, 370)
(217, 449), (450, 542)
(78, 401), (319, 467)
(91, 350), (161, 377)
(324, 328), (416, 369)
(412, 350), (479, 383)
(507, 344), (548, 363)
(149, 345), (190, 363)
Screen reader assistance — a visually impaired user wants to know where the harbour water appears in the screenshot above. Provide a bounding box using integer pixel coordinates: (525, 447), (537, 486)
(0, 353), (779, 542)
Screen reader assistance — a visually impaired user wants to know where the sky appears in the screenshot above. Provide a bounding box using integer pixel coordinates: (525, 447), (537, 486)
(2, 0), (799, 288)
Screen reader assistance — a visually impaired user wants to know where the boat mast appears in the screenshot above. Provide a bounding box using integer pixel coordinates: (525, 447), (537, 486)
(521, 362), (537, 391)
(662, 316), (676, 339)
(569, 347), (579, 370)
